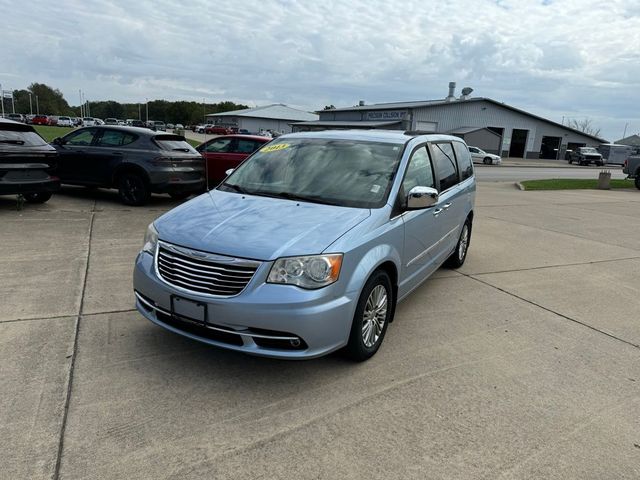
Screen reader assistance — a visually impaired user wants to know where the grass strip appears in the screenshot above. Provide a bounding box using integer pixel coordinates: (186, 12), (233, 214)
(520, 178), (635, 190)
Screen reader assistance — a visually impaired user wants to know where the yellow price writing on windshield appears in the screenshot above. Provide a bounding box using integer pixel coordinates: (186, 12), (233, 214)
(260, 143), (290, 153)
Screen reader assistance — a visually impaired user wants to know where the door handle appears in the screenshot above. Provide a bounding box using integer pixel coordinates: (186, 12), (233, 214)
(112, 152), (123, 156)
(433, 203), (451, 216)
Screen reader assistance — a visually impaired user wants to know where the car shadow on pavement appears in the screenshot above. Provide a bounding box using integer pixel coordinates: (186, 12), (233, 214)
(0, 186), (192, 212)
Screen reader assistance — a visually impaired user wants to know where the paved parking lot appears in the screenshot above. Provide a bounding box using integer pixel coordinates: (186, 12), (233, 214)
(2, 183), (640, 479)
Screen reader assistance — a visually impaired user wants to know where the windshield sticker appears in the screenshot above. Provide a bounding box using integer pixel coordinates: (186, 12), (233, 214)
(260, 143), (290, 153)
(370, 184), (381, 193)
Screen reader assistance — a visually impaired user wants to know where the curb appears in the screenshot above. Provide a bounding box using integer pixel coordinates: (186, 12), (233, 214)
(515, 182), (525, 191)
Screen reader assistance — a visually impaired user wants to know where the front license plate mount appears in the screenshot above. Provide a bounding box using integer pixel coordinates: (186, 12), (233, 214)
(170, 295), (207, 324)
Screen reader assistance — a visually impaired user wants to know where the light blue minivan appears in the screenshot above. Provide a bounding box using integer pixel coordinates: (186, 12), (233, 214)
(133, 130), (475, 360)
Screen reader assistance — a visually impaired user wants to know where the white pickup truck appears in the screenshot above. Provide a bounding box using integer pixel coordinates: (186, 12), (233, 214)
(623, 156), (640, 190)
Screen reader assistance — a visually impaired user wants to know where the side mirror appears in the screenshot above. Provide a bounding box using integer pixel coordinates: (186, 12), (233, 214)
(53, 137), (65, 146)
(225, 168), (234, 177)
(407, 186), (438, 210)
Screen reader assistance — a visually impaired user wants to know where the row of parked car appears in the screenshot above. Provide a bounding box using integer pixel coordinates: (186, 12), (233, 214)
(0, 117), (273, 205)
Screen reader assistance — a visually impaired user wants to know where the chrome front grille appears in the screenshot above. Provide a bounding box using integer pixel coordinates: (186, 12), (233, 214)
(156, 242), (260, 296)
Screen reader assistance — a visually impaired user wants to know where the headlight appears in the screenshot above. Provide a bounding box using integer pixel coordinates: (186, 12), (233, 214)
(267, 254), (343, 289)
(142, 223), (158, 254)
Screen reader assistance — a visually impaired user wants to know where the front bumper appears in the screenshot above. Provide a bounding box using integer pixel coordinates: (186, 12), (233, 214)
(133, 251), (357, 359)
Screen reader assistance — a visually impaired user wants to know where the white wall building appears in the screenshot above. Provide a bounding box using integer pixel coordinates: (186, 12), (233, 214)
(206, 104), (318, 134)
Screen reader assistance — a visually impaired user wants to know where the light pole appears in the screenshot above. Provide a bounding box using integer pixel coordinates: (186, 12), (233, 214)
(35, 95), (39, 114)
(28, 93), (33, 115)
(145, 99), (149, 123)
(622, 123), (629, 140)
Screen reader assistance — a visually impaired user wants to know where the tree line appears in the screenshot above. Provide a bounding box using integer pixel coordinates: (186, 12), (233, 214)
(5, 83), (248, 125)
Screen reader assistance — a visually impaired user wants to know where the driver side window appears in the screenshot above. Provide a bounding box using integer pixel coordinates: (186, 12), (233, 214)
(402, 146), (435, 194)
(204, 138), (233, 153)
(65, 129), (97, 146)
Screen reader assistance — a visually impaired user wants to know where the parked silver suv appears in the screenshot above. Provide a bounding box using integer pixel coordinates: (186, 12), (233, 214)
(133, 130), (476, 360)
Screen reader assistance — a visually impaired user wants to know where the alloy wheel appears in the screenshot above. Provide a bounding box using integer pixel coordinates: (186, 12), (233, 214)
(362, 285), (388, 348)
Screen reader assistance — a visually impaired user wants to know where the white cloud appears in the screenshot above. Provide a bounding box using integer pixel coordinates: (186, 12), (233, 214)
(1, 0), (639, 139)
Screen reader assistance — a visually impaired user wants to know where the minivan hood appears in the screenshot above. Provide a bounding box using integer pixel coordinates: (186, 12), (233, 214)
(155, 190), (370, 261)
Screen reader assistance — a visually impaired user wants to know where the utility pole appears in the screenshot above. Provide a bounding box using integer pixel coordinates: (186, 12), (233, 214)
(138, 103), (141, 120)
(28, 93), (33, 115)
(35, 95), (39, 114)
(11, 92), (15, 114)
(622, 123), (628, 140)
(0, 84), (4, 118)
(145, 99), (149, 123)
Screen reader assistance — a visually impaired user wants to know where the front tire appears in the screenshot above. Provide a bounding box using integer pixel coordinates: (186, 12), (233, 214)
(483, 157), (492, 165)
(445, 218), (472, 268)
(345, 270), (393, 361)
(635, 176), (640, 190)
(23, 191), (52, 203)
(117, 173), (150, 206)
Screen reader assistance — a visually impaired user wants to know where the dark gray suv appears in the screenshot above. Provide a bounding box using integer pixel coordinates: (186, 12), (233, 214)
(52, 126), (204, 205)
(0, 118), (60, 203)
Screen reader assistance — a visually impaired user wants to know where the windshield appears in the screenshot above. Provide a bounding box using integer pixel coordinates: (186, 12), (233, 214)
(219, 138), (403, 208)
(581, 147), (598, 154)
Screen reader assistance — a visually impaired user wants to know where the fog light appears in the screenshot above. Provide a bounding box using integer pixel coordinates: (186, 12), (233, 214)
(289, 338), (301, 347)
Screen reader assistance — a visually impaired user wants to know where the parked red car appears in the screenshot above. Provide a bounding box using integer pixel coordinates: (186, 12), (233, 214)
(205, 125), (233, 135)
(196, 135), (269, 186)
(32, 115), (49, 125)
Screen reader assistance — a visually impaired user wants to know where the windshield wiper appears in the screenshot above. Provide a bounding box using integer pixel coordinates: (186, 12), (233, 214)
(0, 140), (25, 145)
(257, 191), (342, 206)
(220, 182), (249, 194)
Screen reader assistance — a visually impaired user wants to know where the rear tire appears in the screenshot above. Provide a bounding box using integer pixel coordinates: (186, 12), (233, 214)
(568, 158), (572, 164)
(635, 176), (640, 190)
(23, 191), (52, 203)
(344, 270), (393, 361)
(117, 173), (150, 206)
(445, 218), (472, 268)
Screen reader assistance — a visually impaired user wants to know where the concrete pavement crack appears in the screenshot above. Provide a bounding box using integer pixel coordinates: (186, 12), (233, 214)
(463, 273), (640, 351)
(53, 199), (96, 480)
(466, 255), (640, 276)
(0, 308), (137, 325)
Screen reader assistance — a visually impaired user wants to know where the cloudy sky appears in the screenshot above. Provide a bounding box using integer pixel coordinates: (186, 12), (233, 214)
(1, 0), (639, 140)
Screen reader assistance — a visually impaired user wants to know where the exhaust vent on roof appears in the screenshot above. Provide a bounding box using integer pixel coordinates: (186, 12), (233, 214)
(460, 87), (473, 100)
(446, 82), (456, 102)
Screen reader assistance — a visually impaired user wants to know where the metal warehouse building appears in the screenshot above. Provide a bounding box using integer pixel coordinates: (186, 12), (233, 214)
(206, 104), (318, 135)
(293, 83), (605, 159)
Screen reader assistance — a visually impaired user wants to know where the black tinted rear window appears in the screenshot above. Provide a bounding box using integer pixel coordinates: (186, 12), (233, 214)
(0, 124), (49, 147)
(154, 135), (198, 153)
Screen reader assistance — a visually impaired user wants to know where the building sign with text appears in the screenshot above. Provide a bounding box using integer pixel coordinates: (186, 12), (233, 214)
(365, 110), (407, 121)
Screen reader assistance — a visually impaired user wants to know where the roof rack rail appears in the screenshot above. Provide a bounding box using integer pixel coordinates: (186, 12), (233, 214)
(403, 130), (435, 136)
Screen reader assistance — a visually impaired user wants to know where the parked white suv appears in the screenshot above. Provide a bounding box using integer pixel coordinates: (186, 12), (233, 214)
(57, 116), (74, 127)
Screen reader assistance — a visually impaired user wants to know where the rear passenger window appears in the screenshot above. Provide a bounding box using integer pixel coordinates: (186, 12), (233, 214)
(97, 130), (137, 147)
(452, 142), (473, 181)
(235, 139), (260, 154)
(431, 142), (459, 191)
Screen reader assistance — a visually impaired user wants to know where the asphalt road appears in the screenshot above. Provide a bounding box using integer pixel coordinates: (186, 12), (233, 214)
(476, 165), (626, 181)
